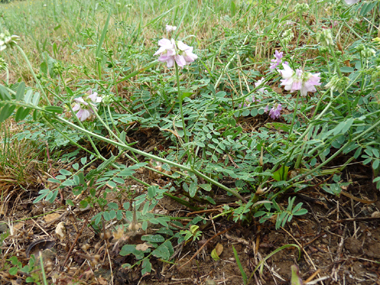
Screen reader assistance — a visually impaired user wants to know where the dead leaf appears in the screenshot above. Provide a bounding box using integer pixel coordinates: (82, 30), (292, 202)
(211, 243), (224, 261)
(215, 243), (223, 256)
(136, 243), (152, 251)
(272, 87), (283, 94)
(10, 222), (24, 235)
(44, 213), (61, 223)
(98, 276), (108, 285)
(55, 222), (67, 241)
(113, 225), (125, 240)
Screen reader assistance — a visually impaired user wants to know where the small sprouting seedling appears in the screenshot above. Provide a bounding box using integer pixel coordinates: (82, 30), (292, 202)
(8, 255), (44, 284)
(291, 265), (304, 285)
(254, 197), (308, 230)
(179, 225), (202, 244)
(0, 228), (9, 255)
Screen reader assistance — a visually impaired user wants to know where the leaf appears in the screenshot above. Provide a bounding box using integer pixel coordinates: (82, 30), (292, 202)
(59, 169), (71, 176)
(113, 177), (124, 184)
(15, 82), (25, 101)
(373, 159), (380, 170)
(211, 243), (223, 261)
(290, 265), (304, 285)
(81, 157), (87, 165)
(273, 165), (289, 181)
(0, 85), (11, 100)
(230, 0), (236, 17)
(142, 202), (150, 215)
(181, 90), (192, 100)
(333, 118), (353, 135)
(147, 186), (156, 198)
(232, 245), (247, 284)
(141, 234), (165, 243)
(45, 106), (64, 114)
(0, 104), (16, 123)
(32, 92), (41, 106)
(120, 244), (136, 256)
(46, 190), (58, 203)
(152, 243), (170, 260)
(141, 259), (152, 275)
(123, 202), (130, 210)
(24, 90), (33, 104)
(108, 202), (118, 210)
(199, 184), (211, 191)
(163, 240), (174, 257)
(103, 211), (111, 221)
(9, 267), (18, 276)
(15, 107), (31, 122)
(33, 189), (50, 204)
(189, 182), (198, 197)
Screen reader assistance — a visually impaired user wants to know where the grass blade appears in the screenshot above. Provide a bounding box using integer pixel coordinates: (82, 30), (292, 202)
(232, 245), (247, 285)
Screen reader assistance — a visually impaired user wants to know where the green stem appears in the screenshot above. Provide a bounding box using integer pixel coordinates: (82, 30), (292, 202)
(16, 45), (50, 105)
(175, 63), (188, 143)
(287, 91), (300, 145)
(53, 115), (245, 202)
(329, 45), (351, 115)
(289, 118), (380, 183)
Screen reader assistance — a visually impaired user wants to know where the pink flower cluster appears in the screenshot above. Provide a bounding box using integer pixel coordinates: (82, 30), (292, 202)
(264, 104), (282, 120)
(72, 90), (102, 121)
(154, 39), (198, 68)
(270, 50), (284, 69)
(278, 63), (321, 96)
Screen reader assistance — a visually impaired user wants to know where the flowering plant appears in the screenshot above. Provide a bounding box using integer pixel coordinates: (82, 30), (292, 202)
(270, 50), (284, 69)
(0, 31), (20, 51)
(154, 39), (197, 68)
(279, 63), (321, 96)
(72, 90), (102, 121)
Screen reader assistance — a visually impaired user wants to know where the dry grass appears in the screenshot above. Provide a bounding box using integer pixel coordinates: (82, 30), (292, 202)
(0, 119), (46, 216)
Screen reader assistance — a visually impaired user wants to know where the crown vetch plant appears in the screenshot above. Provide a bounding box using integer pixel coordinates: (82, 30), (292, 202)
(1, 1), (380, 281)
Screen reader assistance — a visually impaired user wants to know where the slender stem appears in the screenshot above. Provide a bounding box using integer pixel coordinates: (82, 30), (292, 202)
(53, 115), (245, 201)
(289, 118), (380, 183)
(16, 45), (50, 105)
(287, 91), (300, 146)
(329, 45), (351, 115)
(175, 63), (188, 143)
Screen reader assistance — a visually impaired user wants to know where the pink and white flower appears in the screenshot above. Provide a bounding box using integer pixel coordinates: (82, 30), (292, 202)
(154, 39), (177, 68)
(72, 90), (102, 121)
(154, 38), (198, 68)
(278, 63), (321, 96)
